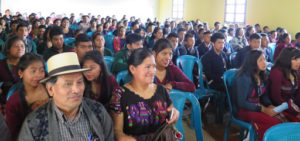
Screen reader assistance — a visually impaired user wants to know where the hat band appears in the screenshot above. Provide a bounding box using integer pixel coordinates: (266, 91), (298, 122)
(48, 65), (82, 76)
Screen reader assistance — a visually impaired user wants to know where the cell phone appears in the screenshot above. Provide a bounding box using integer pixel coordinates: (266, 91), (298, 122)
(169, 109), (174, 120)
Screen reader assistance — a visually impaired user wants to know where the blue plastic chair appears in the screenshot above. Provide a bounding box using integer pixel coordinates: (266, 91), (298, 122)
(169, 91), (204, 141)
(263, 123), (300, 141)
(64, 37), (75, 46)
(116, 70), (132, 85)
(6, 82), (24, 101)
(267, 43), (276, 63)
(176, 55), (225, 123)
(229, 52), (237, 67)
(103, 56), (114, 72)
(176, 55), (216, 100)
(87, 31), (95, 37)
(0, 53), (6, 60)
(104, 34), (115, 53)
(223, 69), (256, 141)
(70, 24), (79, 31)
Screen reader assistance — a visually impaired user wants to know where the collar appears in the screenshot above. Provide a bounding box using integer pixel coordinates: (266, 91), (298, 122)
(53, 101), (83, 123)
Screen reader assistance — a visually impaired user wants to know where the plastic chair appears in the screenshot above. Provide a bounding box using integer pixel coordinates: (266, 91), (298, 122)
(87, 31), (94, 37)
(70, 24), (79, 31)
(176, 55), (216, 99)
(116, 70), (132, 85)
(6, 82), (24, 101)
(169, 91), (204, 141)
(263, 123), (300, 141)
(64, 37), (75, 46)
(104, 34), (115, 53)
(0, 53), (6, 60)
(222, 69), (256, 141)
(229, 52), (237, 67)
(176, 55), (224, 123)
(267, 43), (276, 63)
(103, 56), (114, 72)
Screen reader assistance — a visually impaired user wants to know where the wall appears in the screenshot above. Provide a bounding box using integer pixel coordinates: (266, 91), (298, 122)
(1, 0), (158, 21)
(158, 0), (300, 38)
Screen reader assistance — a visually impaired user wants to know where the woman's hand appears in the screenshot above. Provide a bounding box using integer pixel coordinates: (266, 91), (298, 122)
(166, 106), (179, 124)
(262, 106), (277, 117)
(165, 83), (172, 91)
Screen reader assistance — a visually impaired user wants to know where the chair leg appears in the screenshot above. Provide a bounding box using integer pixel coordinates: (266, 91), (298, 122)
(223, 119), (232, 141)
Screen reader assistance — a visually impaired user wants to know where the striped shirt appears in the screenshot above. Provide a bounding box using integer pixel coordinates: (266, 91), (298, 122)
(53, 104), (91, 141)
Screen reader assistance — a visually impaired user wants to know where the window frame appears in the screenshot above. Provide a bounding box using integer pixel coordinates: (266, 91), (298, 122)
(172, 0), (184, 20)
(224, 0), (247, 25)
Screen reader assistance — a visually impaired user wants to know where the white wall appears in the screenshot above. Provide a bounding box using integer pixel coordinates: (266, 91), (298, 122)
(1, 0), (158, 21)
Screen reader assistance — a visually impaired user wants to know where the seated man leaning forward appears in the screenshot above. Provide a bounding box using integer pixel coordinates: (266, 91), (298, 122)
(18, 52), (114, 141)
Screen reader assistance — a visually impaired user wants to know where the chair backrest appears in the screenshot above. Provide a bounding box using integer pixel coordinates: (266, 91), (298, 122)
(268, 43), (276, 63)
(70, 24), (79, 30)
(169, 91), (204, 141)
(176, 55), (201, 82)
(223, 69), (238, 113)
(6, 82), (24, 101)
(116, 70), (132, 85)
(104, 34), (115, 53)
(87, 31), (95, 37)
(64, 37), (75, 46)
(229, 52), (237, 67)
(103, 56), (114, 72)
(263, 123), (300, 141)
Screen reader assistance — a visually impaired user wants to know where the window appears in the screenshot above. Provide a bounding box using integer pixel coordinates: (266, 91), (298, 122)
(225, 0), (247, 24)
(172, 0), (184, 20)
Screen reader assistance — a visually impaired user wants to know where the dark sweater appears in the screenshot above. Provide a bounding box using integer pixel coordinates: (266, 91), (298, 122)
(154, 63), (196, 92)
(233, 46), (251, 68)
(269, 67), (300, 112)
(232, 73), (272, 115)
(202, 49), (228, 91)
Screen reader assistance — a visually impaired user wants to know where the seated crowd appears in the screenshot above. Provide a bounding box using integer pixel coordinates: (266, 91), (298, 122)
(0, 9), (300, 141)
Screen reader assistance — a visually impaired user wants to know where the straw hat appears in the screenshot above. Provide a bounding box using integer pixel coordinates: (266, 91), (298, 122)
(40, 52), (89, 83)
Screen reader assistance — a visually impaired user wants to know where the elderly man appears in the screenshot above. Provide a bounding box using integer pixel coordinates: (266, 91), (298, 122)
(18, 52), (114, 141)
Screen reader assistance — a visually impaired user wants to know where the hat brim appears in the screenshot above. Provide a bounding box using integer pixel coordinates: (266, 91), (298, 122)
(40, 68), (90, 83)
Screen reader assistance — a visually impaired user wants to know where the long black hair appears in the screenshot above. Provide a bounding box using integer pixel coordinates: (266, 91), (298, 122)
(81, 50), (111, 104)
(276, 33), (290, 45)
(273, 47), (300, 80)
(237, 50), (267, 85)
(127, 48), (153, 76)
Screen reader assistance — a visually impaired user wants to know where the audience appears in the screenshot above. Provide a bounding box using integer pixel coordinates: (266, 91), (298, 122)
(113, 26), (126, 53)
(43, 26), (74, 61)
(110, 48), (179, 140)
(81, 50), (119, 110)
(18, 52), (114, 140)
(148, 27), (163, 49)
(74, 33), (93, 62)
(269, 47), (300, 122)
(91, 32), (113, 56)
(15, 22), (37, 54)
(182, 33), (200, 59)
(233, 33), (261, 68)
(111, 33), (143, 75)
(273, 33), (292, 61)
(198, 31), (212, 57)
(202, 33), (229, 91)
(233, 50), (281, 141)
(231, 28), (248, 51)
(0, 36), (25, 115)
(152, 38), (195, 92)
(6, 53), (49, 140)
(0, 10), (299, 141)
(61, 17), (74, 38)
